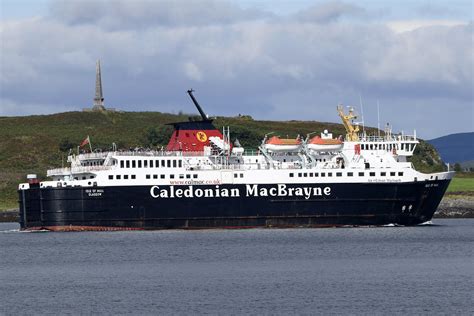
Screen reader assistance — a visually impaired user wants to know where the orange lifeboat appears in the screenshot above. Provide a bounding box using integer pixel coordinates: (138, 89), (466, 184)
(308, 131), (343, 152)
(264, 136), (302, 152)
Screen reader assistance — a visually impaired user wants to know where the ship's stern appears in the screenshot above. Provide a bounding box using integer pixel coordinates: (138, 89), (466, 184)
(18, 175), (43, 230)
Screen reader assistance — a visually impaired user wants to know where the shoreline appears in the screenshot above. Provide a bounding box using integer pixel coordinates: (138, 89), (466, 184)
(1, 197), (473, 223)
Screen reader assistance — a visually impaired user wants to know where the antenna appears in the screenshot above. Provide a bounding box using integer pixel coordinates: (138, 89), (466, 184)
(377, 100), (380, 137)
(359, 94), (365, 135)
(187, 89), (209, 121)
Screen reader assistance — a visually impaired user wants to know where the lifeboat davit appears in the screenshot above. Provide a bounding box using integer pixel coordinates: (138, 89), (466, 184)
(264, 136), (302, 152)
(307, 130), (343, 152)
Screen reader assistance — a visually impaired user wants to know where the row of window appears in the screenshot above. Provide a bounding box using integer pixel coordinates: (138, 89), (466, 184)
(81, 160), (104, 167)
(118, 159), (183, 169)
(361, 143), (414, 151)
(290, 171), (404, 178)
(146, 174), (199, 180)
(109, 175), (137, 180)
(74, 175), (95, 180)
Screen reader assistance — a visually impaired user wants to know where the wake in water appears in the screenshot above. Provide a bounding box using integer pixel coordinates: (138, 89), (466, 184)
(0, 229), (22, 233)
(382, 223), (404, 227)
(418, 221), (435, 226)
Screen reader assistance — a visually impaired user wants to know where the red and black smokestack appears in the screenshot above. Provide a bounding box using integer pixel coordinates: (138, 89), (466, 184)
(166, 90), (223, 152)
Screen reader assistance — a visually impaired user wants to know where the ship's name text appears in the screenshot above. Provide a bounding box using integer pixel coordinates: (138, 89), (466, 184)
(150, 184), (331, 199)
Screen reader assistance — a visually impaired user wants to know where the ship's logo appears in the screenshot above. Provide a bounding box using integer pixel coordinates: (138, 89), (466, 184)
(196, 131), (207, 142)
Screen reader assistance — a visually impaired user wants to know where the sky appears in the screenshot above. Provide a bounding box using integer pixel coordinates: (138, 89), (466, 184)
(0, 0), (473, 139)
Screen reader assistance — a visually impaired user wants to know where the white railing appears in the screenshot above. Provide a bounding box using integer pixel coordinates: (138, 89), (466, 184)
(47, 165), (111, 176)
(109, 150), (207, 157)
(77, 152), (109, 159)
(359, 135), (418, 142)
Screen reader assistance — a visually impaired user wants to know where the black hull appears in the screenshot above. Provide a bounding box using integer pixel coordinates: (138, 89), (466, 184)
(19, 181), (450, 230)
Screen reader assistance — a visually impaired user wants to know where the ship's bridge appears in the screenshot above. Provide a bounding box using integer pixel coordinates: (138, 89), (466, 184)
(357, 133), (418, 157)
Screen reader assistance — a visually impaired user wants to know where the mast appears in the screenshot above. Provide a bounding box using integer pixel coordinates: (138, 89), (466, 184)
(187, 89), (209, 121)
(337, 104), (360, 141)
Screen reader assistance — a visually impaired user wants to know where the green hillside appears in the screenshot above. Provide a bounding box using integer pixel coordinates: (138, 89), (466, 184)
(0, 111), (444, 210)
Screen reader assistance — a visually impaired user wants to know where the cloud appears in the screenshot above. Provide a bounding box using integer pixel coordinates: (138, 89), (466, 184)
(386, 19), (467, 33)
(0, 1), (472, 138)
(183, 62), (203, 81)
(293, 1), (365, 23)
(50, 0), (271, 29)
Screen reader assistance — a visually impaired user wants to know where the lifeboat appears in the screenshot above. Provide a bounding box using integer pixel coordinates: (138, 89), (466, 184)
(264, 136), (302, 152)
(307, 130), (343, 152)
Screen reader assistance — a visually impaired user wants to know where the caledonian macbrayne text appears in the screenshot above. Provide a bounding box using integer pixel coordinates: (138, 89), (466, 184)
(150, 184), (332, 199)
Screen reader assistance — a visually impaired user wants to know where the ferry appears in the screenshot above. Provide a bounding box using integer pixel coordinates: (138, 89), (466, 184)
(18, 90), (453, 231)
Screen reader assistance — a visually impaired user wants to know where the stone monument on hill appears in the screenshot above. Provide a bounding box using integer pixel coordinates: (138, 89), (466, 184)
(83, 60), (116, 112)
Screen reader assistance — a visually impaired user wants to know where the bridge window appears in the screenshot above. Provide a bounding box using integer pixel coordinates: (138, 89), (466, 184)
(348, 172), (353, 177)
(153, 174), (158, 179)
(186, 174), (191, 179)
(156, 160), (159, 167)
(193, 174), (198, 179)
(321, 173), (326, 177)
(132, 160), (136, 168)
(160, 175), (165, 179)
(173, 160), (177, 168)
(144, 160), (148, 168)
(390, 172), (396, 176)
(170, 174), (174, 179)
(161, 160), (165, 167)
(328, 173), (333, 177)
(234, 173), (238, 178)
(150, 160), (153, 168)
(370, 172), (375, 177)
(309, 172), (313, 177)
(398, 172), (404, 176)
(179, 160), (183, 168)
(146, 175), (150, 179)
(167, 160), (171, 168)
(131, 175), (136, 179)
(108, 175), (113, 180)
(289, 173), (294, 177)
(314, 173), (319, 177)
(303, 173), (307, 177)
(124, 175), (129, 180)
(120, 160), (124, 168)
(116, 175), (121, 179)
(381, 172), (386, 176)
(126, 160), (130, 168)
(240, 174), (244, 178)
(138, 160), (142, 168)
(359, 172), (364, 176)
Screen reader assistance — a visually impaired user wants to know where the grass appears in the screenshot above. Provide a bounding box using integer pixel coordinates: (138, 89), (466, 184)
(447, 176), (474, 193)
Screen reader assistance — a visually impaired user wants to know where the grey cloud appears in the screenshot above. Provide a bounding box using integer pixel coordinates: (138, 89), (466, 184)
(1, 2), (472, 139)
(293, 1), (365, 23)
(50, 0), (271, 29)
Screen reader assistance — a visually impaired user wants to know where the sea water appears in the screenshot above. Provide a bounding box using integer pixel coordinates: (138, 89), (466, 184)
(1, 219), (473, 315)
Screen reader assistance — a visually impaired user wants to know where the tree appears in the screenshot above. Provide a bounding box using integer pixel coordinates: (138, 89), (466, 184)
(453, 162), (462, 172)
(58, 138), (75, 152)
(144, 125), (173, 147)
